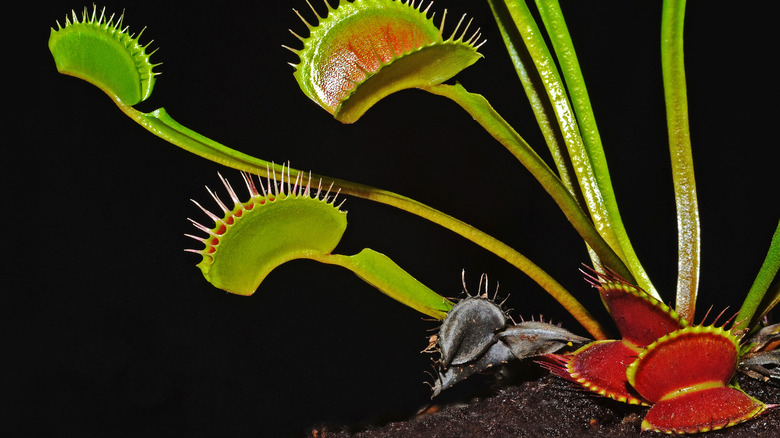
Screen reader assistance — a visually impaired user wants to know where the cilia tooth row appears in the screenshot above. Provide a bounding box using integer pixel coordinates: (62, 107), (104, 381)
(285, 0), (484, 52)
(185, 164), (343, 253)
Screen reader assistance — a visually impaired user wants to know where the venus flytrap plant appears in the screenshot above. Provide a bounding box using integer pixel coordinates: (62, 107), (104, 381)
(288, 0), (485, 124)
(543, 268), (775, 433)
(186, 166), (452, 318)
(287, 0), (640, 286)
(46, 7), (458, 320)
(286, 0), (642, 328)
(48, 2), (607, 338)
(49, 0), (779, 434)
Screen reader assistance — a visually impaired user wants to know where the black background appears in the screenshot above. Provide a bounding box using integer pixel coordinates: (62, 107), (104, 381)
(11, 0), (778, 436)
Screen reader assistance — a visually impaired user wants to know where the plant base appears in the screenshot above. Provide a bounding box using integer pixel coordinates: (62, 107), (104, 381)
(311, 370), (779, 437)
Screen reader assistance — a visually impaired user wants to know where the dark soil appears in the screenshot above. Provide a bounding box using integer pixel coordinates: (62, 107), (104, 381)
(310, 372), (779, 437)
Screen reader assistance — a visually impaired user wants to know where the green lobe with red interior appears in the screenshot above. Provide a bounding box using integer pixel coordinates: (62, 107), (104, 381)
(291, 0), (483, 123)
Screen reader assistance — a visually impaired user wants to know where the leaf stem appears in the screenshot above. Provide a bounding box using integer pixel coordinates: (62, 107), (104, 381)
(312, 249), (454, 320)
(735, 220), (780, 331)
(486, 0), (579, 201)
(116, 101), (608, 338)
(661, 0), (700, 321)
(533, 0), (657, 298)
(488, 0), (658, 299)
(425, 83), (633, 286)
